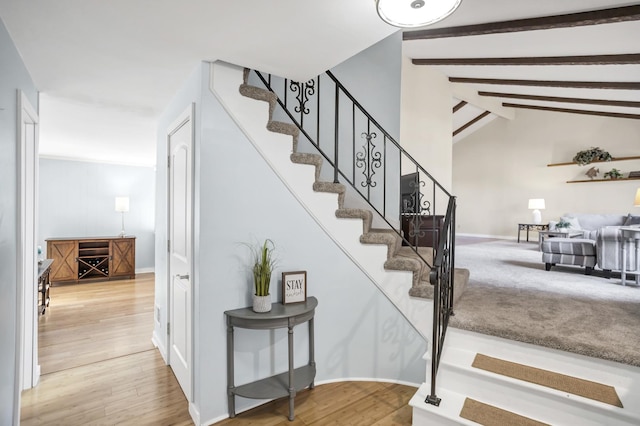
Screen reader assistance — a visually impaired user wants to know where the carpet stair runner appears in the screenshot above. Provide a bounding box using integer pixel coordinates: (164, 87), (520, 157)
(238, 68), (469, 305)
(410, 328), (640, 425)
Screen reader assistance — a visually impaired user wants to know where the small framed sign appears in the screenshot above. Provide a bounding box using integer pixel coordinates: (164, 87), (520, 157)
(282, 271), (307, 304)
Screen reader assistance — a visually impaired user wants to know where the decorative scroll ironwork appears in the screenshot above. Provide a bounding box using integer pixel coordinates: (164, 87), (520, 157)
(355, 131), (382, 188)
(251, 68), (456, 407)
(289, 79), (316, 115)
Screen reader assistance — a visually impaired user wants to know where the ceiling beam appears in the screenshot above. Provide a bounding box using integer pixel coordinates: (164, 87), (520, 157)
(453, 100), (467, 113)
(449, 77), (640, 90)
(479, 91), (640, 108)
(403, 5), (640, 41)
(453, 111), (492, 136)
(413, 54), (640, 66)
(503, 102), (640, 120)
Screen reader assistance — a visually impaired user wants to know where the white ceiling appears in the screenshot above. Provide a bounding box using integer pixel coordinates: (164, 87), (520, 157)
(0, 0), (396, 166)
(1, 0), (638, 166)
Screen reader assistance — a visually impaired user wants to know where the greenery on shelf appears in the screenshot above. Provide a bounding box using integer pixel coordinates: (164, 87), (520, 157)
(573, 147), (613, 166)
(245, 239), (277, 296)
(604, 168), (623, 179)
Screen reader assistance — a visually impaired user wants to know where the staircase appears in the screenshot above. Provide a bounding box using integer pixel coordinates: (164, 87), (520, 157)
(410, 328), (640, 425)
(210, 61), (640, 425)
(210, 61), (466, 338)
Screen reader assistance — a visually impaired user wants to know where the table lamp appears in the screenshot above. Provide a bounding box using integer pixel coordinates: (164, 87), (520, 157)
(528, 198), (545, 224)
(115, 196), (130, 237)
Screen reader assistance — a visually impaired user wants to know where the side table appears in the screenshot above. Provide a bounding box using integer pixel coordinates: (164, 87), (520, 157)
(225, 296), (318, 421)
(538, 231), (582, 249)
(518, 223), (549, 243)
(620, 227), (640, 286)
(38, 259), (53, 314)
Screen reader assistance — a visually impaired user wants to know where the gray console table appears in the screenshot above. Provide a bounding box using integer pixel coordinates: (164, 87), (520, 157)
(225, 296), (318, 421)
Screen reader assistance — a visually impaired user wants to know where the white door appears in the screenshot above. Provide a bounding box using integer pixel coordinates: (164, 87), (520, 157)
(17, 90), (40, 393)
(167, 105), (194, 401)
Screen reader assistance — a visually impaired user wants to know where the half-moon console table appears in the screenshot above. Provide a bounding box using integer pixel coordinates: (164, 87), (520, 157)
(224, 296), (318, 421)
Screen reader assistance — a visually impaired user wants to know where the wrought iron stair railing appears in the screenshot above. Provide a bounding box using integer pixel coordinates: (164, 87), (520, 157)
(247, 68), (456, 405)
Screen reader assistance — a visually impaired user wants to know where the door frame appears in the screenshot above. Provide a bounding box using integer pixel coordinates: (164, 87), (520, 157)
(166, 103), (195, 402)
(15, 90), (40, 420)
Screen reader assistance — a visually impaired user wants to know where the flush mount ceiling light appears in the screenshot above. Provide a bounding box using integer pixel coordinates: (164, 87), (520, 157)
(375, 0), (462, 28)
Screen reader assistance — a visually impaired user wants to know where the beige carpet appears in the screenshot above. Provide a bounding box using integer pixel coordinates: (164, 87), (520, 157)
(451, 240), (640, 366)
(472, 353), (623, 407)
(460, 398), (549, 426)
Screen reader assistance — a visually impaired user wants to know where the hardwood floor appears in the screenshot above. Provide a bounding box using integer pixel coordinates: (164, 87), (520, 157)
(21, 273), (415, 425)
(217, 381), (414, 425)
(21, 274), (193, 425)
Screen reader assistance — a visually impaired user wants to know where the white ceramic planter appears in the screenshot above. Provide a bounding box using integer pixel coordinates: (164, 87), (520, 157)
(252, 294), (272, 313)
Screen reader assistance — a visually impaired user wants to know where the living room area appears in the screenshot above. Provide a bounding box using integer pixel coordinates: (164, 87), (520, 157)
(451, 108), (640, 367)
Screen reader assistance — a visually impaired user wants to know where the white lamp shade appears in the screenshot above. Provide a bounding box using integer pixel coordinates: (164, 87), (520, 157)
(115, 197), (130, 213)
(528, 199), (545, 210)
(376, 0), (462, 28)
(635, 189), (640, 207)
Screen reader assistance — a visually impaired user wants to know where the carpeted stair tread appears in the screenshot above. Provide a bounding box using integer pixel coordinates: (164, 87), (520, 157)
(396, 246), (434, 262)
(335, 209), (373, 234)
(460, 397), (549, 426)
(312, 182), (346, 208)
(472, 353), (623, 408)
(267, 121), (299, 137)
(408, 280), (434, 299)
(360, 231), (402, 258)
(312, 181), (345, 194)
(408, 268), (469, 303)
(290, 153), (322, 180)
(239, 84), (278, 117)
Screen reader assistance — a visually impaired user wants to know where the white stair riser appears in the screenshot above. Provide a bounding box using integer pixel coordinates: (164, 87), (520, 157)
(441, 329), (640, 393)
(435, 364), (635, 426)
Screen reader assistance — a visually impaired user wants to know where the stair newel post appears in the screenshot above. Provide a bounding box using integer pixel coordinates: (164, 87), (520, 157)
(428, 264), (442, 406)
(333, 83), (339, 184)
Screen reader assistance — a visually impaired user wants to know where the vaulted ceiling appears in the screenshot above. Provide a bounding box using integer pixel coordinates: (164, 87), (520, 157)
(1, 0), (638, 165)
(403, 1), (640, 141)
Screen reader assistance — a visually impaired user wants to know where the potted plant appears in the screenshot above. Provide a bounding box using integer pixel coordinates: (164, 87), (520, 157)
(572, 147), (612, 166)
(555, 219), (571, 233)
(246, 239), (276, 312)
(603, 168), (623, 180)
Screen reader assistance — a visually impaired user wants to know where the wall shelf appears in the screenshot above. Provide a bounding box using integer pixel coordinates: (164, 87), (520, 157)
(567, 177), (640, 183)
(548, 155), (640, 167)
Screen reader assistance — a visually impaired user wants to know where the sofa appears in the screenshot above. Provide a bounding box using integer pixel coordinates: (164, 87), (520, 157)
(545, 213), (639, 275)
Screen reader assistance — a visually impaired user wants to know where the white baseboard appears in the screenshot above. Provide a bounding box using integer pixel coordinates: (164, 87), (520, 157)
(151, 331), (167, 363)
(135, 267), (155, 274)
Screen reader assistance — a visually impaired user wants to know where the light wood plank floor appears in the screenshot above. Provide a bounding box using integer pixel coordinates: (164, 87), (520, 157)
(21, 274), (415, 425)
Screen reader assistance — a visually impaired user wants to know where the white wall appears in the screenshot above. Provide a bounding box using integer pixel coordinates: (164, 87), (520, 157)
(39, 158), (156, 271)
(0, 16), (38, 425)
(155, 35), (427, 424)
(399, 57), (453, 214)
(453, 108), (640, 238)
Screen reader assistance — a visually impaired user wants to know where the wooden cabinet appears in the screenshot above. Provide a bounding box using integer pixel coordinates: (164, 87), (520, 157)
(401, 214), (444, 248)
(46, 237), (135, 284)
